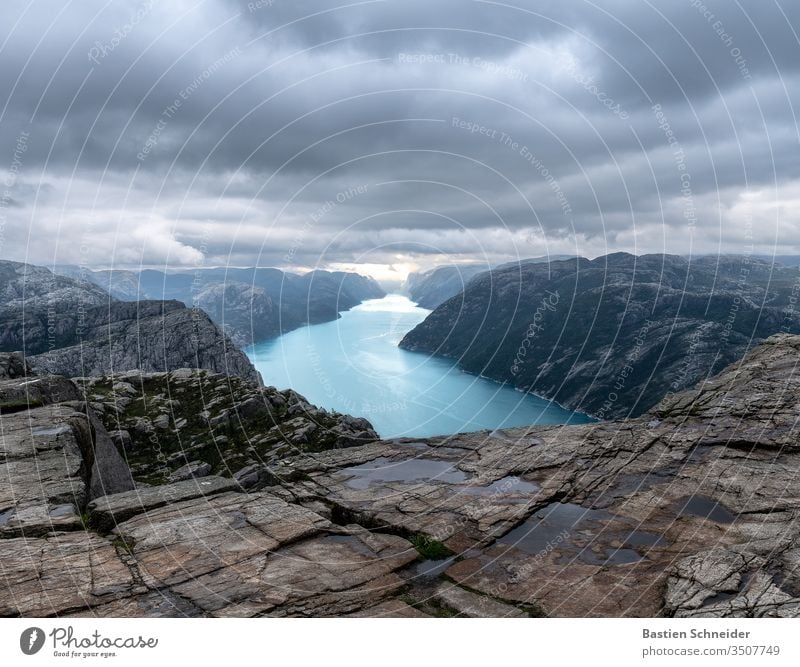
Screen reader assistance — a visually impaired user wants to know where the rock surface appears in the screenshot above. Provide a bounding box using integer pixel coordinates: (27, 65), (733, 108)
(400, 252), (800, 419)
(0, 384), (134, 540)
(87, 476), (239, 532)
(432, 582), (527, 617)
(0, 351), (32, 379)
(239, 333), (800, 617)
(2, 333), (800, 617)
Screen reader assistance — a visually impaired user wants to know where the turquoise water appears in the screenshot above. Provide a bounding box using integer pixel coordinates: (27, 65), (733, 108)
(247, 295), (592, 438)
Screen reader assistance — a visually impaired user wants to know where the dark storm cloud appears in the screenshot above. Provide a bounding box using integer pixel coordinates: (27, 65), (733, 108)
(0, 0), (798, 272)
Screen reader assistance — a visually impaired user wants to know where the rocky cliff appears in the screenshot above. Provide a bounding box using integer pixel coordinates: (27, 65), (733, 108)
(400, 253), (800, 419)
(26, 300), (261, 384)
(78, 368), (378, 485)
(56, 265), (386, 346)
(0, 260), (261, 384)
(2, 334), (799, 617)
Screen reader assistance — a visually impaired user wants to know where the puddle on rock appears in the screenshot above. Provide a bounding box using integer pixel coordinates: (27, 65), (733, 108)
(600, 548), (642, 565)
(620, 529), (665, 548)
(558, 546), (643, 566)
(676, 495), (737, 524)
(411, 557), (458, 579)
(340, 457), (469, 490)
(499, 503), (610, 555)
(498, 502), (648, 566)
(48, 504), (76, 518)
(31, 426), (71, 437)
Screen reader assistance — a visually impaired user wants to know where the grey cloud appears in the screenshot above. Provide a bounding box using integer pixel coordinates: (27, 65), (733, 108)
(0, 0), (798, 272)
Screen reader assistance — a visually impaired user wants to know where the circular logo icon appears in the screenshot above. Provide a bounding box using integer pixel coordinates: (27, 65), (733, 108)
(20, 627), (45, 655)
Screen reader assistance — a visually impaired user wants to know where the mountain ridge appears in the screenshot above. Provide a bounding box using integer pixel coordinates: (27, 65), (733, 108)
(400, 252), (800, 419)
(54, 265), (386, 346)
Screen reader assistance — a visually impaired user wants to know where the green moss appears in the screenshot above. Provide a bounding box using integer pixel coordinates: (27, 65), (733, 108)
(112, 535), (136, 555)
(411, 534), (452, 560)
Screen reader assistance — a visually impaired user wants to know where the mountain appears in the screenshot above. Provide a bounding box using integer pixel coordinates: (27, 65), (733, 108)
(405, 256), (574, 309)
(2, 333), (799, 617)
(754, 254), (800, 267)
(26, 300), (261, 384)
(0, 259), (110, 312)
(400, 252), (800, 419)
(193, 282), (279, 343)
(0, 260), (260, 383)
(405, 264), (489, 309)
(55, 266), (386, 345)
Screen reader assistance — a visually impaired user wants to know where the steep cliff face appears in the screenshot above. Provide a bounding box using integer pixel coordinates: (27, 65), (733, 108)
(0, 261), (261, 384)
(2, 335), (799, 617)
(56, 265), (386, 345)
(400, 253), (800, 419)
(26, 300), (261, 384)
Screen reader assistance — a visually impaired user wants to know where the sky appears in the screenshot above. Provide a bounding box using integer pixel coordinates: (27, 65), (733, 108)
(0, 0), (798, 281)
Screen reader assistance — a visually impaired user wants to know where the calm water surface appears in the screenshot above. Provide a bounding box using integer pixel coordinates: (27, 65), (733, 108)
(248, 295), (592, 438)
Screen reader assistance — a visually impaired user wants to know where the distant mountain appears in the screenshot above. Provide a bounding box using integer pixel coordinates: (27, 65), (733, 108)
(753, 255), (800, 267)
(405, 256), (574, 309)
(405, 265), (490, 309)
(0, 260), (260, 383)
(193, 282), (279, 343)
(55, 266), (385, 345)
(400, 252), (800, 419)
(0, 260), (111, 312)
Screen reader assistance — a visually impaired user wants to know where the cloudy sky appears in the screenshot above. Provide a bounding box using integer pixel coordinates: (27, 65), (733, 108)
(0, 0), (798, 281)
